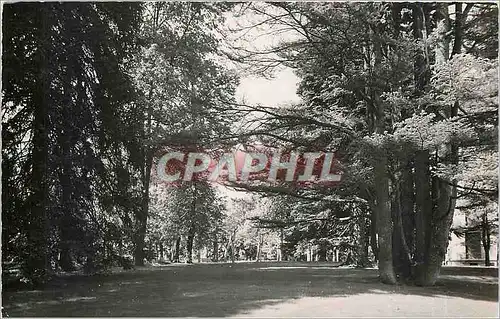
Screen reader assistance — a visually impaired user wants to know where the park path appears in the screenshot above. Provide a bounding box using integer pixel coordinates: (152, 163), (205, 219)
(2, 262), (498, 317)
(231, 292), (497, 317)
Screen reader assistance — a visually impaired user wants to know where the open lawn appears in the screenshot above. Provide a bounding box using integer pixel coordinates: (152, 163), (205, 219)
(2, 262), (498, 317)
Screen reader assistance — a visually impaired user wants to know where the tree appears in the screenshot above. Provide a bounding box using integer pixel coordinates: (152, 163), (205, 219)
(2, 2), (142, 284)
(129, 2), (238, 265)
(160, 181), (226, 263)
(223, 2), (497, 285)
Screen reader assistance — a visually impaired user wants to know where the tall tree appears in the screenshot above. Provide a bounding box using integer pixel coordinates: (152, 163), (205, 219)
(130, 2), (238, 265)
(2, 2), (142, 284)
(224, 2), (497, 285)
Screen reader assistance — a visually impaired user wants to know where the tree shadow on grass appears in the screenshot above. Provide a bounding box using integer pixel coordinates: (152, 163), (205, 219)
(2, 262), (498, 317)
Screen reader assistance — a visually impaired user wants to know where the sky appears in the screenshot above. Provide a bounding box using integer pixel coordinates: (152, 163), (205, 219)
(223, 3), (303, 108)
(219, 4), (303, 204)
(235, 68), (302, 107)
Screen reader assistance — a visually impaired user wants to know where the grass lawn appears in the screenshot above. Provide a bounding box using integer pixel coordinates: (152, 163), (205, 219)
(2, 262), (498, 317)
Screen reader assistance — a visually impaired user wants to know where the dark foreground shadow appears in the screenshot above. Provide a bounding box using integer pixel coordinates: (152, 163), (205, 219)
(2, 262), (498, 317)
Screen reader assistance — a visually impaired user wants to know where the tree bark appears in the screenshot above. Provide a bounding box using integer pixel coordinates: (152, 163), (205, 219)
(451, 3), (463, 57)
(230, 230), (236, 263)
(212, 237), (219, 262)
(186, 229), (194, 263)
(256, 232), (263, 262)
(418, 3), (459, 286)
(435, 3), (450, 65)
(412, 3), (430, 92)
(318, 243), (327, 262)
(134, 151), (153, 266)
(421, 178), (457, 286)
(392, 181), (412, 280)
(482, 214), (491, 266)
(400, 163), (415, 256)
(374, 155), (397, 284)
(279, 228), (284, 261)
(174, 236), (181, 262)
(355, 207), (369, 267)
(159, 241), (164, 261)
(414, 150), (432, 285)
(197, 243), (201, 263)
(369, 14), (397, 284)
(369, 210), (379, 262)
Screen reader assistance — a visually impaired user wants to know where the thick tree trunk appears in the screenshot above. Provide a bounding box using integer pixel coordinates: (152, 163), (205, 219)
(159, 242), (164, 261)
(417, 3), (458, 286)
(420, 178), (456, 286)
(174, 236), (181, 262)
(392, 164), (415, 280)
(392, 182), (412, 280)
(374, 156), (397, 284)
(400, 164), (415, 255)
(368, 15), (396, 284)
(414, 150), (432, 284)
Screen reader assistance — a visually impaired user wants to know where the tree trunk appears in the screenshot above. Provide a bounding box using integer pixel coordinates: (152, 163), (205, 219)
(367, 16), (396, 284)
(357, 210), (369, 267)
(435, 3), (450, 65)
(417, 3), (459, 286)
(374, 156), (397, 284)
(414, 150), (432, 284)
(318, 244), (327, 262)
(230, 230), (236, 263)
(369, 211), (379, 262)
(212, 237), (219, 262)
(420, 178), (456, 286)
(134, 152), (153, 266)
(256, 232), (263, 262)
(223, 245), (228, 261)
(174, 236), (181, 262)
(400, 164), (415, 256)
(482, 214), (491, 266)
(392, 180), (412, 280)
(197, 245), (201, 263)
(451, 3), (463, 57)
(362, 216), (372, 266)
(392, 163), (415, 280)
(412, 3), (430, 93)
(159, 241), (164, 261)
(279, 228), (284, 261)
(186, 229), (194, 263)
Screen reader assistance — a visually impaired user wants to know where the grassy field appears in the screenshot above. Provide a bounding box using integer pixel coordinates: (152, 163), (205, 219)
(2, 262), (498, 317)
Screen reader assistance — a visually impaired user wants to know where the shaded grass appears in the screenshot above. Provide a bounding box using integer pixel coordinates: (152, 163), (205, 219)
(2, 262), (498, 317)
